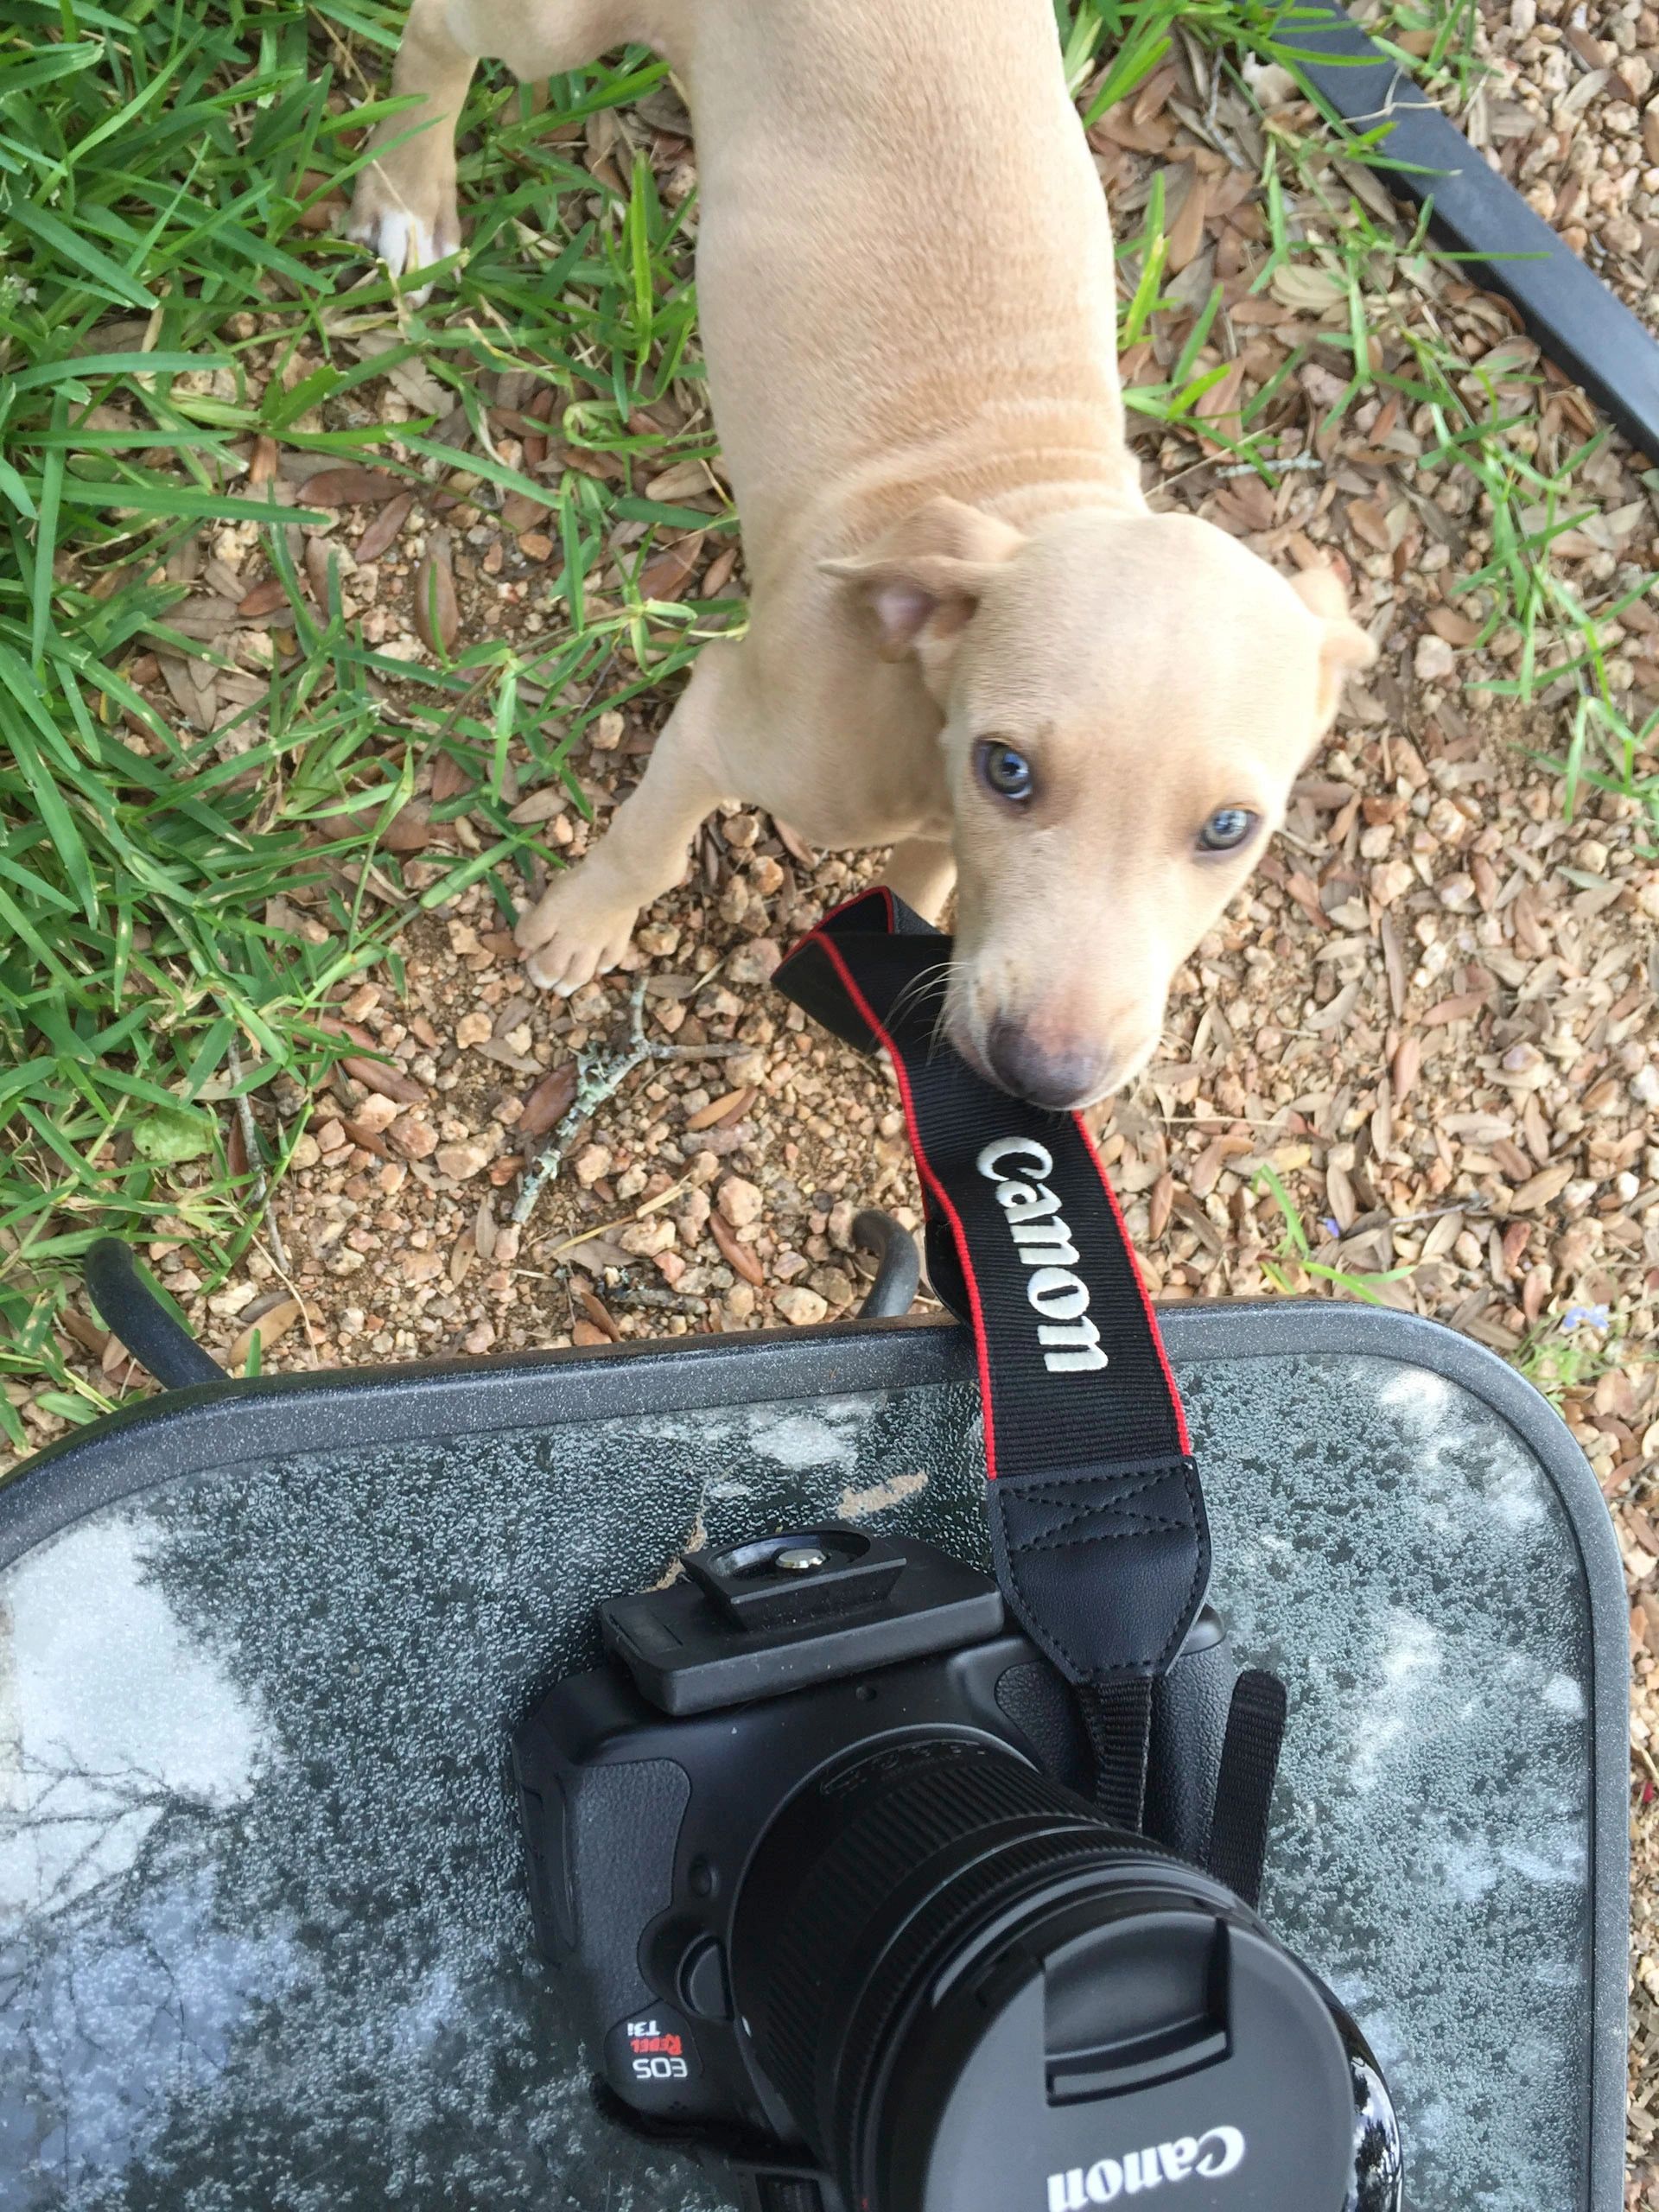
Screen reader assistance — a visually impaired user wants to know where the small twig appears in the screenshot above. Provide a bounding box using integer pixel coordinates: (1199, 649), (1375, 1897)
(226, 1035), (289, 1274)
(249, 1230), (320, 1366)
(316, 13), (372, 92)
(1215, 454), (1324, 480)
(511, 978), (745, 1225)
(543, 1170), (697, 1260)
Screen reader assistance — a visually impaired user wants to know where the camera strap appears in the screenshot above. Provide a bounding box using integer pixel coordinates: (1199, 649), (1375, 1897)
(774, 890), (1211, 1830)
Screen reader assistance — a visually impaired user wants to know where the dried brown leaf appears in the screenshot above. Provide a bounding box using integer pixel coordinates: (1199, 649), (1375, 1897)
(1511, 1160), (1574, 1212)
(1148, 1171), (1175, 1242)
(238, 577), (289, 619)
(414, 537), (461, 657)
(1422, 991), (1487, 1028)
(340, 1117), (391, 1159)
(58, 1309), (110, 1359)
(355, 492), (416, 564)
(509, 785), (568, 825)
(383, 803), (435, 854)
(305, 467), (404, 507)
(502, 490), (550, 531)
(1491, 1137), (1534, 1182)
(1166, 167), (1208, 273)
(1427, 605), (1481, 646)
(639, 532), (705, 602)
(430, 751), (474, 804)
(709, 1210), (765, 1286)
(341, 1054), (427, 1105)
(1378, 912), (1406, 1018)
(1347, 498), (1395, 554)
(685, 1085), (756, 1133)
(101, 1330), (140, 1378)
(578, 1289), (622, 1342)
(1284, 870), (1329, 930)
(303, 534), (342, 604)
(1391, 1034), (1421, 1104)
(228, 1296), (303, 1369)
(519, 1059), (579, 1140)
(1294, 779), (1356, 810)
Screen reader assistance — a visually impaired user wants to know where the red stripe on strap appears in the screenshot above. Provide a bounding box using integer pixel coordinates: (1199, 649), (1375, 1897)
(1071, 1108), (1191, 1457)
(807, 929), (1001, 1482)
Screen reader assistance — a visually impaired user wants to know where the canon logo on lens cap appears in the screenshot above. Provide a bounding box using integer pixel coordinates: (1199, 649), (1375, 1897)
(1047, 2126), (1246, 2208)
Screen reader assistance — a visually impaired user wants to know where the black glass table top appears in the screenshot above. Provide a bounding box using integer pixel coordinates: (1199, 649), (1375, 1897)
(0, 1304), (1628, 2212)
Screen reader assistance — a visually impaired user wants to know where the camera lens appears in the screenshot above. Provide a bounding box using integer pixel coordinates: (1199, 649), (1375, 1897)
(731, 1737), (1382, 2212)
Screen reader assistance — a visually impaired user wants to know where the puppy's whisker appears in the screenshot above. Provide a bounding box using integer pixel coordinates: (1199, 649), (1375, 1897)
(889, 960), (955, 1037)
(927, 962), (965, 1057)
(887, 957), (965, 1058)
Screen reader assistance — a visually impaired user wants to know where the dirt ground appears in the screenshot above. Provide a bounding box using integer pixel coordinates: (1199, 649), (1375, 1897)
(10, 0), (1659, 2190)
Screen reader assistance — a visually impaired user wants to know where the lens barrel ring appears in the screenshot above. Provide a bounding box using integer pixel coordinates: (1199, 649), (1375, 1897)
(830, 1829), (1139, 2203)
(737, 1743), (1189, 2206)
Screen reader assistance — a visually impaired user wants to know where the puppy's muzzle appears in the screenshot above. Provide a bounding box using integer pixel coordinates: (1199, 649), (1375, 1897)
(982, 1018), (1112, 1113)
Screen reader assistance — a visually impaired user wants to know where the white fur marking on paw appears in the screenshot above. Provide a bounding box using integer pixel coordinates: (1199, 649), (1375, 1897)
(341, 195), (443, 302)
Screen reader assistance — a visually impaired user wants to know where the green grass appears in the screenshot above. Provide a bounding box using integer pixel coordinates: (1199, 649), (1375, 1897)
(1515, 1306), (1651, 1412)
(1071, 6), (1654, 854)
(1251, 1166), (1418, 1305)
(0, 0), (730, 1446)
(0, 0), (1648, 1452)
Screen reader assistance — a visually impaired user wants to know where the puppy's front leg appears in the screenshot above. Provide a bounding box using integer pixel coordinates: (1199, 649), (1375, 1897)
(518, 642), (745, 995)
(879, 838), (957, 926)
(346, 0), (474, 289)
(347, 0), (649, 289)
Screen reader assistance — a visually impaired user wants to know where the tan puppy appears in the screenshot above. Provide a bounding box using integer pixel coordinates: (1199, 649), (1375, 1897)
(349, 0), (1376, 1109)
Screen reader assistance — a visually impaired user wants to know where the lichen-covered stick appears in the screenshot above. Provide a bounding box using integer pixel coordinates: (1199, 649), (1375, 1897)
(510, 979), (746, 1227)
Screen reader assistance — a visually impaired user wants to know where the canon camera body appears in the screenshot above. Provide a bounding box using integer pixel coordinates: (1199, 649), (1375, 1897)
(512, 1524), (1402, 2212)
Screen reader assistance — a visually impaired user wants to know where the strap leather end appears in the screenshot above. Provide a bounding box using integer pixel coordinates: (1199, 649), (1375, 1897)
(987, 1455), (1211, 1688)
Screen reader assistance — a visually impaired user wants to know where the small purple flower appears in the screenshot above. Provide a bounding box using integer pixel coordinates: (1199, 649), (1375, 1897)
(1559, 1304), (1610, 1334)
(1321, 1217), (1341, 1241)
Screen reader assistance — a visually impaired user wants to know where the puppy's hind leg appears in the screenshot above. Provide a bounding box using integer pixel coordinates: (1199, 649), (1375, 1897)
(517, 640), (745, 995)
(347, 0), (651, 292)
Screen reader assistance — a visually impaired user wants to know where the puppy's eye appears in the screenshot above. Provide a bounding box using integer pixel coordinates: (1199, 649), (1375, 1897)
(1198, 806), (1258, 855)
(978, 741), (1034, 804)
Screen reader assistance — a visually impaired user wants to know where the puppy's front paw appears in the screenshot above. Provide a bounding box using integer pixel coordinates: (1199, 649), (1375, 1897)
(344, 146), (461, 302)
(516, 869), (641, 995)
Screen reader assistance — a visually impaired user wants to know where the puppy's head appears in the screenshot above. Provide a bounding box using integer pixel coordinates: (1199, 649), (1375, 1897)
(826, 498), (1376, 1108)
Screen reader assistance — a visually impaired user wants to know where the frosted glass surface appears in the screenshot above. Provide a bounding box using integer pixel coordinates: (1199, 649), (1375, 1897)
(0, 1354), (1592, 2211)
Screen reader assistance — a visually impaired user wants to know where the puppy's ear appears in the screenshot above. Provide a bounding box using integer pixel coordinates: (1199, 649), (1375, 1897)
(823, 497), (1025, 662)
(1291, 564), (1377, 727)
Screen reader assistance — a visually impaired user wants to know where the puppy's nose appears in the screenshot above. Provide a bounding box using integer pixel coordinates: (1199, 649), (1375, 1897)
(982, 1019), (1104, 1111)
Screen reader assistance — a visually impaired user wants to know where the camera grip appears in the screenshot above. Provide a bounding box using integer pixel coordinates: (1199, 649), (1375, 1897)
(564, 1758), (692, 2034)
(1144, 1609), (1235, 1866)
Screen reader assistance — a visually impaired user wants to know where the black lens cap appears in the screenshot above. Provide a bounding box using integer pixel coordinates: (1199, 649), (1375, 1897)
(872, 1884), (1357, 2211)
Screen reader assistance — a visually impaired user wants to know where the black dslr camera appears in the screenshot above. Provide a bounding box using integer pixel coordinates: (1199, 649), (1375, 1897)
(512, 1524), (1401, 2212)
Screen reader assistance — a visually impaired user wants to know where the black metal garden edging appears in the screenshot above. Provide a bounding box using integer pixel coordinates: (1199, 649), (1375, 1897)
(79, 1220), (921, 1392)
(85, 1237), (226, 1391)
(1281, 0), (1659, 461)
